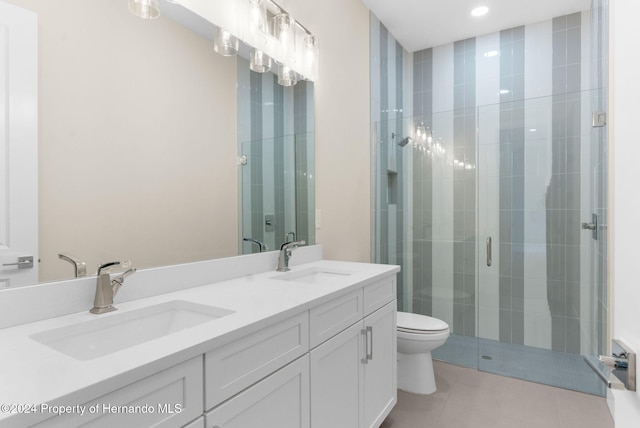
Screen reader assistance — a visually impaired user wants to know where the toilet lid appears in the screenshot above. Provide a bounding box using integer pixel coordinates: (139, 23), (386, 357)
(397, 311), (449, 333)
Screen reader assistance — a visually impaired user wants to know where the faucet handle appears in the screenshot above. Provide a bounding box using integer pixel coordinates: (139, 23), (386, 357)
(280, 240), (306, 251)
(97, 260), (131, 275)
(112, 267), (137, 296)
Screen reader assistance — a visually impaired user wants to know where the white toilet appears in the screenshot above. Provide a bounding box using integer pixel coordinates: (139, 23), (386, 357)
(397, 311), (450, 395)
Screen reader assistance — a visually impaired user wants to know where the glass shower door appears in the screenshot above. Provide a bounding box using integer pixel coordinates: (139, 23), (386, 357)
(476, 91), (606, 395)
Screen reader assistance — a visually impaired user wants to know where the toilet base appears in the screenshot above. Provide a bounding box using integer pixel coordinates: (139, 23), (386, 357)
(397, 351), (436, 395)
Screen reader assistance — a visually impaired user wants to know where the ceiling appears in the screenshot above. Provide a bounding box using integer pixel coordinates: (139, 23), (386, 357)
(362, 0), (591, 52)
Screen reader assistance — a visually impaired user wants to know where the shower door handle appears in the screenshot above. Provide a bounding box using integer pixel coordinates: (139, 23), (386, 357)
(486, 237), (492, 267)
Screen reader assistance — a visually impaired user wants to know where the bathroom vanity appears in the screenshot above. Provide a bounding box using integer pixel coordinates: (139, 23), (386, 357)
(0, 246), (399, 428)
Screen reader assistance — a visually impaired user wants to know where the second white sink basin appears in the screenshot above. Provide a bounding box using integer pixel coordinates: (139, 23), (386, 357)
(30, 300), (234, 361)
(274, 267), (355, 284)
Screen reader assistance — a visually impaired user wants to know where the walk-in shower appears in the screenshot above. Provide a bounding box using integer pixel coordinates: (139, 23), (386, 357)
(371, 0), (608, 396)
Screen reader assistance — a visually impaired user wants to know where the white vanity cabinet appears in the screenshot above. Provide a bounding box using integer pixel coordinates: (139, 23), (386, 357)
(32, 356), (204, 428)
(309, 277), (397, 428)
(7, 265), (398, 428)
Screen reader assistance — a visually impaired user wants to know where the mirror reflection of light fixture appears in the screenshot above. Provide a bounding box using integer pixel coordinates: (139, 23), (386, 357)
(250, 48), (272, 73)
(415, 122), (433, 150)
(128, 0), (160, 19)
(213, 28), (239, 56)
(278, 64), (298, 87)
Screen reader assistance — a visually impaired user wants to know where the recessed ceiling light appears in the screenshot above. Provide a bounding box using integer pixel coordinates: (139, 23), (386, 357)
(499, 89), (510, 95)
(471, 6), (489, 17)
(484, 50), (500, 58)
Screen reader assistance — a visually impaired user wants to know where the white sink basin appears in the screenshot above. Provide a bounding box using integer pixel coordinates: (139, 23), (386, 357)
(30, 300), (234, 361)
(274, 267), (355, 284)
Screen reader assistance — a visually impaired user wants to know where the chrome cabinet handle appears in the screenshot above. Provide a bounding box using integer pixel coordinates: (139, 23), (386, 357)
(486, 237), (492, 267)
(2, 256), (34, 269)
(361, 326), (373, 364)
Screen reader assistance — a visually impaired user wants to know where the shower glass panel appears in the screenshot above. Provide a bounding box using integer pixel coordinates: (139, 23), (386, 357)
(373, 110), (482, 369)
(373, 89), (607, 396)
(476, 90), (606, 395)
(240, 132), (315, 254)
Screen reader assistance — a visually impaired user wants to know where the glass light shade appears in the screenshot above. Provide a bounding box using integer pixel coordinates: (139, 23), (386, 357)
(250, 49), (272, 73)
(277, 64), (298, 87)
(272, 13), (292, 38)
(213, 28), (239, 57)
(303, 34), (318, 80)
(129, 0), (160, 19)
(272, 13), (294, 61)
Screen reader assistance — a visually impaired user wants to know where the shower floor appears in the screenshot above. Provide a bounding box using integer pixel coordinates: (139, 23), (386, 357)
(432, 334), (606, 396)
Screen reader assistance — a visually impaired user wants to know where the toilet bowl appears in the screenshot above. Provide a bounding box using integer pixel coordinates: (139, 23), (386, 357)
(397, 311), (449, 395)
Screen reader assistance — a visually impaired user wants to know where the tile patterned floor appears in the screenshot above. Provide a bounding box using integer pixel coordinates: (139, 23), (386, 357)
(381, 361), (614, 428)
(433, 334), (605, 396)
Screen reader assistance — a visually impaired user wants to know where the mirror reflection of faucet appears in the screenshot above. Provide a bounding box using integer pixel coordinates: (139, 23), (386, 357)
(243, 238), (268, 253)
(58, 253), (87, 278)
(90, 261), (137, 314)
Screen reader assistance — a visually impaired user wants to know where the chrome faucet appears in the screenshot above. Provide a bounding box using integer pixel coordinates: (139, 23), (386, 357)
(276, 240), (305, 272)
(90, 261), (137, 314)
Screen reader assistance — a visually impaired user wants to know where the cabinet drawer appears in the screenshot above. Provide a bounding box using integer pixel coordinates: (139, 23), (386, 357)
(205, 355), (309, 428)
(310, 289), (363, 348)
(363, 276), (396, 316)
(33, 356), (204, 428)
(205, 311), (309, 409)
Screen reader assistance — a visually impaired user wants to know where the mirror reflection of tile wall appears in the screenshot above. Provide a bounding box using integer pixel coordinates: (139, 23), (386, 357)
(238, 57), (315, 254)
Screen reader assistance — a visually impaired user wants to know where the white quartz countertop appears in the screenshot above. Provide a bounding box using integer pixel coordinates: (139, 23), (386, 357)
(0, 259), (399, 427)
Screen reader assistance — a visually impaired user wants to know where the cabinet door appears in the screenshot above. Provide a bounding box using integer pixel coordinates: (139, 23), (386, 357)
(205, 356), (310, 428)
(363, 301), (397, 428)
(33, 356), (204, 428)
(310, 321), (364, 428)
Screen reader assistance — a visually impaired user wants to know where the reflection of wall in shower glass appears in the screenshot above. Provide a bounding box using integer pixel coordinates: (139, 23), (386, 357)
(237, 57), (315, 254)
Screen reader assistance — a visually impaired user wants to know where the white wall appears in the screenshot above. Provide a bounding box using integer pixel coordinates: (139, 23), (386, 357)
(282, 0), (372, 263)
(610, 0), (640, 424)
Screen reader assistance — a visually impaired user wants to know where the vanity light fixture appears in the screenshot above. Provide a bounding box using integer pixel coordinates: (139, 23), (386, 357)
(128, 0), (318, 85)
(471, 6), (489, 17)
(214, 28), (240, 56)
(129, 0), (160, 19)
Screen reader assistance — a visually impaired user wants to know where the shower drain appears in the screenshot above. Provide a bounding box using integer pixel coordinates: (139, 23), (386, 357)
(481, 355), (493, 360)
